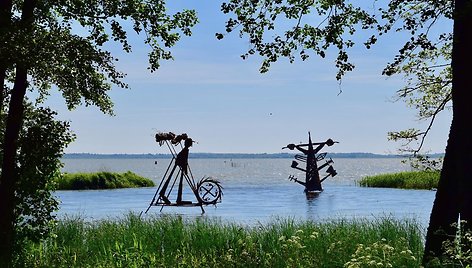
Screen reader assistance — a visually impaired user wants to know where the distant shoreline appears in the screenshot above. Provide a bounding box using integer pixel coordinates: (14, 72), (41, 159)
(62, 152), (444, 159)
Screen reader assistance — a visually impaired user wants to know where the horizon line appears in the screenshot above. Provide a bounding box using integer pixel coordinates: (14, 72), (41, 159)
(63, 152), (444, 156)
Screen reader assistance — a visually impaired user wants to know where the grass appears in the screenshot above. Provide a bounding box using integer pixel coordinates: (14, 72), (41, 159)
(358, 170), (440, 190)
(17, 214), (424, 267)
(56, 171), (154, 190)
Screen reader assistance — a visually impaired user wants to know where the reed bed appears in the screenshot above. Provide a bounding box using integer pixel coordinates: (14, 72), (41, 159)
(57, 171), (154, 190)
(358, 171), (440, 190)
(18, 214), (423, 267)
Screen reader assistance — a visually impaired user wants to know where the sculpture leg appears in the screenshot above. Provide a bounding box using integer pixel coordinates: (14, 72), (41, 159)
(176, 172), (184, 204)
(159, 165), (177, 204)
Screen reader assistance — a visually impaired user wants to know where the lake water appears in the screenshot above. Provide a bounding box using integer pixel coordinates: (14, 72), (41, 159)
(57, 158), (436, 228)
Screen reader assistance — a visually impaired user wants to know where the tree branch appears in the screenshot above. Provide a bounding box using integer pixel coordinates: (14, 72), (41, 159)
(413, 91), (452, 154)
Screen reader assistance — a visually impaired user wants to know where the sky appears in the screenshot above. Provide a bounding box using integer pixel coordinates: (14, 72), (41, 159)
(38, 1), (453, 155)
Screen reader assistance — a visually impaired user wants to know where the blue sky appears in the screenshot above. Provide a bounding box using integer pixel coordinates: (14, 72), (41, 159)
(39, 1), (452, 154)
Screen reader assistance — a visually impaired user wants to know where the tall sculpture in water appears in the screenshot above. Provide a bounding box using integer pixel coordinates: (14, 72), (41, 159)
(145, 132), (223, 214)
(283, 132), (338, 195)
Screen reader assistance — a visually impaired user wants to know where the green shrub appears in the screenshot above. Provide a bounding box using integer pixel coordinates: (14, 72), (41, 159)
(358, 171), (440, 190)
(424, 221), (472, 267)
(56, 171), (154, 190)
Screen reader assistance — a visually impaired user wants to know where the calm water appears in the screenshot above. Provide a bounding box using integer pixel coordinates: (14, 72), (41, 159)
(57, 158), (436, 227)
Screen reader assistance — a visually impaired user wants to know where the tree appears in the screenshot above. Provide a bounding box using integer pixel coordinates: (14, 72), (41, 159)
(0, 0), (197, 265)
(218, 0), (470, 264)
(1, 103), (74, 264)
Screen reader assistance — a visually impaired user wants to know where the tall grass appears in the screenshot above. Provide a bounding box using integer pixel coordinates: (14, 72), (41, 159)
(18, 214), (423, 267)
(358, 171), (440, 190)
(57, 171), (154, 190)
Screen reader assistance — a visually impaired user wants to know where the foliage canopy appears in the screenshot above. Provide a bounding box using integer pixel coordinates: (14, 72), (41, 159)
(1, 0), (198, 113)
(218, 0), (453, 155)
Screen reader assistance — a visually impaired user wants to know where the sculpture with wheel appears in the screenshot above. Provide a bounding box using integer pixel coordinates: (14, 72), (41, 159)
(145, 132), (223, 214)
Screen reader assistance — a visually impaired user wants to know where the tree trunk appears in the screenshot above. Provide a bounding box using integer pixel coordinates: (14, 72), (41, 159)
(0, 0), (35, 265)
(423, 0), (472, 264)
(0, 67), (5, 113)
(0, 0), (13, 116)
(453, 0), (472, 242)
(0, 67), (28, 267)
(0, 0), (14, 265)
